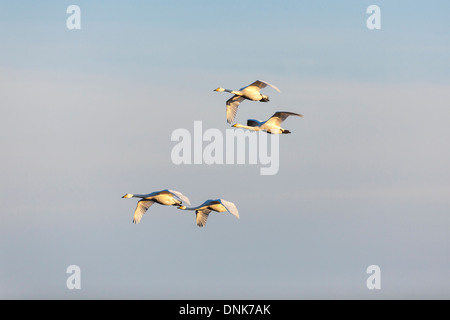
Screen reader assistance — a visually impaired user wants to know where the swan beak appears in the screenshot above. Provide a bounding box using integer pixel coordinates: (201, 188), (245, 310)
(214, 88), (220, 91)
(232, 124), (237, 127)
(122, 194), (132, 198)
(178, 205), (186, 210)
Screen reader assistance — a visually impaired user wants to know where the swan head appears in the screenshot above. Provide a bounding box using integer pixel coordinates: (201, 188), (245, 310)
(178, 205), (187, 210)
(122, 194), (133, 198)
(214, 87), (225, 92)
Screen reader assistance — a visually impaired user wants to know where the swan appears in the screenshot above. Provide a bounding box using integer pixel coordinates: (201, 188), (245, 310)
(178, 199), (239, 227)
(232, 111), (303, 134)
(122, 189), (191, 224)
(214, 80), (280, 124)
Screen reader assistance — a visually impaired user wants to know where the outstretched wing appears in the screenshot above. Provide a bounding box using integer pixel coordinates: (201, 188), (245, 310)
(245, 80), (280, 93)
(167, 189), (191, 205)
(264, 111), (303, 127)
(196, 209), (211, 227)
(226, 95), (245, 124)
(133, 200), (154, 224)
(219, 199), (240, 219)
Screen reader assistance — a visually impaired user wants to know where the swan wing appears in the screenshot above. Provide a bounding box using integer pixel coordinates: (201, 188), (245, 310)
(247, 119), (263, 127)
(226, 95), (245, 124)
(246, 80), (281, 93)
(196, 209), (211, 227)
(219, 199), (240, 219)
(133, 200), (154, 224)
(167, 189), (191, 205)
(264, 111), (303, 127)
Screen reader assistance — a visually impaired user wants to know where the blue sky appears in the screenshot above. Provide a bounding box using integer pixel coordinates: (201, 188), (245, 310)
(1, 1), (450, 299)
(1, 1), (449, 82)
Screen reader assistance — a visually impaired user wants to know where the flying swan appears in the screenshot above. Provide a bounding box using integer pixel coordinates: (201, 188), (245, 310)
(214, 80), (280, 124)
(178, 199), (239, 227)
(122, 189), (191, 224)
(232, 111), (304, 134)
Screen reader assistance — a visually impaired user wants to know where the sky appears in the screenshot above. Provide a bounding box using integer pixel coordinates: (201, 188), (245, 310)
(1, 1), (450, 299)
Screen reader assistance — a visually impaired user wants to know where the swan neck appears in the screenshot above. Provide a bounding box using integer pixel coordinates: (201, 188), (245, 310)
(131, 194), (148, 198)
(181, 206), (199, 211)
(234, 124), (258, 130)
(225, 89), (241, 95)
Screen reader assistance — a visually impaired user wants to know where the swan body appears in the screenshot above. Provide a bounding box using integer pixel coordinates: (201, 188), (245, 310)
(178, 199), (239, 227)
(122, 189), (191, 224)
(232, 111), (303, 134)
(214, 80), (280, 124)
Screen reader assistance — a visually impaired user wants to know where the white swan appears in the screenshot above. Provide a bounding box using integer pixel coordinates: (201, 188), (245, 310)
(232, 111), (303, 134)
(178, 199), (239, 227)
(214, 80), (280, 124)
(122, 189), (191, 224)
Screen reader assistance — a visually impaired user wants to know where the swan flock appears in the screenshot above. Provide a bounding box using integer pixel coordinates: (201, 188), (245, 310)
(123, 190), (239, 227)
(123, 79), (303, 228)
